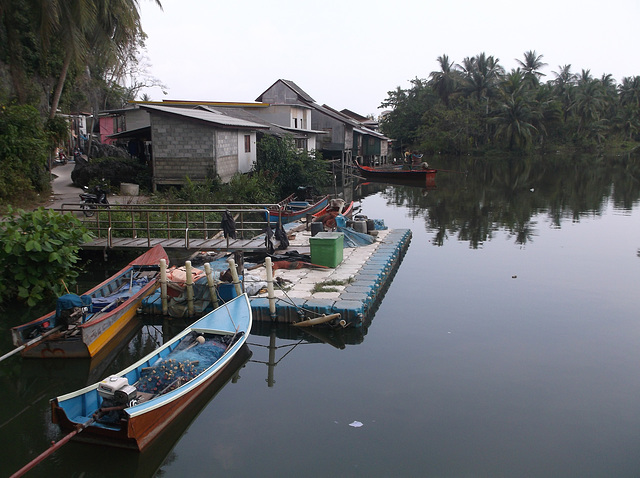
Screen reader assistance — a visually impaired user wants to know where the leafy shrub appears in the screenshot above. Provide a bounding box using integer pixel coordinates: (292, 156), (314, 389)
(255, 135), (331, 198)
(0, 207), (93, 306)
(71, 156), (152, 191)
(0, 104), (50, 205)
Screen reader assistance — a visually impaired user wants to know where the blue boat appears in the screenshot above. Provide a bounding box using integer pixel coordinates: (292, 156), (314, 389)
(50, 294), (252, 450)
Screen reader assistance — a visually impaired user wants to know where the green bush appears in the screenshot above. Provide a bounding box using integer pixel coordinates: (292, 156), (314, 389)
(255, 135), (331, 198)
(0, 207), (93, 306)
(0, 104), (50, 205)
(71, 156), (152, 191)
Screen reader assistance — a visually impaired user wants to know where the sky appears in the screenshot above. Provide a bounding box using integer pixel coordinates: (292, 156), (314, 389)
(137, 0), (640, 118)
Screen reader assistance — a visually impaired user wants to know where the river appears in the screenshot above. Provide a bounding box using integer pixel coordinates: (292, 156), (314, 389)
(1, 154), (639, 477)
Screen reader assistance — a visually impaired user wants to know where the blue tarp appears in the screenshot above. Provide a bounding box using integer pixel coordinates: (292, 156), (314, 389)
(335, 215), (375, 247)
(91, 277), (150, 311)
(55, 294), (92, 318)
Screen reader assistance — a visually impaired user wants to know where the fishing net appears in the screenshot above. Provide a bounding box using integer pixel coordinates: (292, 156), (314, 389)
(136, 333), (228, 395)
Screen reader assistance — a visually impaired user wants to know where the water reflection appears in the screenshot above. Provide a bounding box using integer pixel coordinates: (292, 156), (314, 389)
(351, 154), (640, 248)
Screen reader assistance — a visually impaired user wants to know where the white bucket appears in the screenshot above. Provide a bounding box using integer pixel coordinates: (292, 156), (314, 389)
(120, 183), (139, 196)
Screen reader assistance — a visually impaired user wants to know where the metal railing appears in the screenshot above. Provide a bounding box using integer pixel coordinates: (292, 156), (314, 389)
(56, 203), (283, 249)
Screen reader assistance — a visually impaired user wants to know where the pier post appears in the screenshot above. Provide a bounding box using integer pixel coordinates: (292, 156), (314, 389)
(265, 257), (276, 319)
(160, 259), (168, 316)
(227, 257), (243, 297)
(204, 263), (219, 309)
(185, 261), (194, 317)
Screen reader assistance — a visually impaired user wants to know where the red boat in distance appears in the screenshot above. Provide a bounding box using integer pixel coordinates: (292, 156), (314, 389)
(354, 160), (436, 187)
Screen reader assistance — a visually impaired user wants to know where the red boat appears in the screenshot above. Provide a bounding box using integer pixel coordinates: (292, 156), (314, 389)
(354, 160), (436, 186)
(267, 194), (330, 225)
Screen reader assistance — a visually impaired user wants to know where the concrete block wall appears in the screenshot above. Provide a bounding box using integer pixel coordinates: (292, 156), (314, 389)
(151, 115), (215, 186)
(215, 130), (239, 183)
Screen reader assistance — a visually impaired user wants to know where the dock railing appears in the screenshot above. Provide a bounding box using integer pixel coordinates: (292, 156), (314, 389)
(56, 203), (283, 250)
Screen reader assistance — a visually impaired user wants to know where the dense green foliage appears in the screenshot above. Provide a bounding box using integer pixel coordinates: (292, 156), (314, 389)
(254, 134), (331, 198)
(0, 104), (50, 205)
(381, 52), (640, 155)
(154, 172), (279, 204)
(0, 0), (162, 207)
(0, 0), (161, 117)
(0, 208), (93, 306)
(71, 156), (152, 191)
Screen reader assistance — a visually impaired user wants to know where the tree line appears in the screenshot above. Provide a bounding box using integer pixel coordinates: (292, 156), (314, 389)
(0, 0), (164, 206)
(379, 51), (640, 156)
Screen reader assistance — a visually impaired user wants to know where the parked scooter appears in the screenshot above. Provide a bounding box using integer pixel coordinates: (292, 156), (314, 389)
(79, 183), (109, 216)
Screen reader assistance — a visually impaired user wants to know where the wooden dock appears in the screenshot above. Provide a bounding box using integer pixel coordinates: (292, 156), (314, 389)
(81, 236), (271, 252)
(56, 202), (286, 252)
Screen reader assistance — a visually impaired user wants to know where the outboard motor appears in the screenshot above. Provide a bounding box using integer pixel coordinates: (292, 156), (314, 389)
(98, 376), (137, 406)
(98, 376), (138, 422)
(55, 294), (91, 328)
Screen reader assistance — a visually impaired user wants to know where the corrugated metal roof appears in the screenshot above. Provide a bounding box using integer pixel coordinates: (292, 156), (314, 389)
(108, 126), (150, 138)
(140, 104), (269, 129)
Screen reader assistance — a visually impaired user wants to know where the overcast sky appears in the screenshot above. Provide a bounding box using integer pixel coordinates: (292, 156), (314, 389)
(137, 0), (640, 117)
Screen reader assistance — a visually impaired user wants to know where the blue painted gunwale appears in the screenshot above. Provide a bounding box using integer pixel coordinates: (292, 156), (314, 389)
(52, 294), (252, 438)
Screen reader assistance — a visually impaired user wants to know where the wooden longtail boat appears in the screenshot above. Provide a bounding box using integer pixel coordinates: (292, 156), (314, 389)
(10, 245), (168, 359)
(354, 160), (437, 183)
(51, 293), (252, 451)
(312, 200), (355, 220)
(267, 194), (330, 225)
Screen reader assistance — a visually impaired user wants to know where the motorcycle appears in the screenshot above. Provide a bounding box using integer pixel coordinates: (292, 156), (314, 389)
(79, 183), (109, 216)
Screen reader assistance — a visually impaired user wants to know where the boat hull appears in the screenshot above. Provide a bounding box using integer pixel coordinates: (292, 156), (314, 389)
(51, 347), (247, 450)
(12, 245), (168, 359)
(51, 294), (252, 450)
(268, 195), (330, 224)
(21, 284), (158, 358)
(354, 161), (436, 184)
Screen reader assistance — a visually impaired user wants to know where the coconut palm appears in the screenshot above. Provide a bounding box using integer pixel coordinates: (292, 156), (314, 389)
(492, 88), (540, 150)
(552, 64), (577, 122)
(429, 54), (457, 106)
(456, 52), (504, 103)
(619, 76), (640, 109)
(38, 0), (162, 119)
(516, 50), (547, 86)
(574, 70), (606, 134)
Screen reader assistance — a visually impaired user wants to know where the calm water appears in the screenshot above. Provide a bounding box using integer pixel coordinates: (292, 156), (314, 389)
(2, 155), (640, 477)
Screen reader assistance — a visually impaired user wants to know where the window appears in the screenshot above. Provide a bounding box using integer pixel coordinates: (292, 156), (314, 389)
(244, 135), (251, 153)
(295, 138), (307, 150)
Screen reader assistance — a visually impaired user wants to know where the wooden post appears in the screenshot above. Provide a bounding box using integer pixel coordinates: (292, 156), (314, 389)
(204, 263), (219, 309)
(160, 259), (168, 316)
(265, 257), (276, 319)
(227, 257), (243, 296)
(185, 261), (194, 317)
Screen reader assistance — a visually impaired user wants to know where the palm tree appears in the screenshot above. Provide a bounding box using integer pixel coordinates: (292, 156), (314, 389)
(429, 54), (457, 106)
(552, 64), (577, 122)
(618, 76), (640, 140)
(457, 53), (504, 103)
(574, 70), (606, 135)
(516, 50), (547, 86)
(38, 0), (163, 119)
(619, 76), (640, 109)
(492, 85), (540, 150)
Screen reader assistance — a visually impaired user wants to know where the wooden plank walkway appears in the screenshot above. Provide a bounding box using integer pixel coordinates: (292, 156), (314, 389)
(55, 203), (282, 252)
(81, 236), (269, 252)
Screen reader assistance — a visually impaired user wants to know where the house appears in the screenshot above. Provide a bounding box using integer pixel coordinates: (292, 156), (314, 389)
(254, 79), (390, 172)
(98, 80), (388, 190)
(134, 104), (269, 190)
